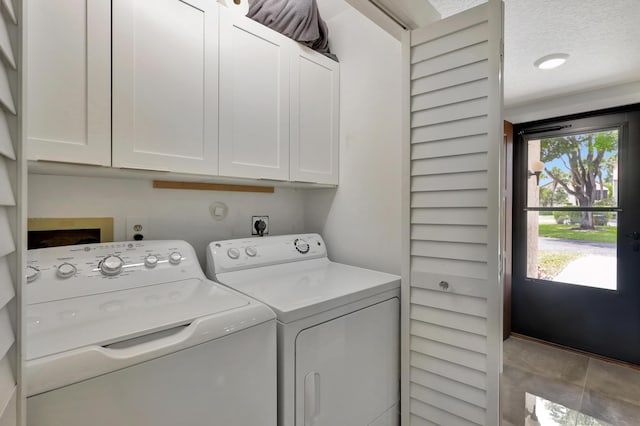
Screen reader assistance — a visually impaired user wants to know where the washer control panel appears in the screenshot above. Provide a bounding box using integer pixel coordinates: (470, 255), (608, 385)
(207, 234), (327, 275)
(26, 241), (198, 305)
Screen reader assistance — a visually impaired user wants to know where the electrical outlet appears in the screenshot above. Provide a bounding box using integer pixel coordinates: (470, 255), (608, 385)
(251, 216), (269, 236)
(126, 217), (149, 241)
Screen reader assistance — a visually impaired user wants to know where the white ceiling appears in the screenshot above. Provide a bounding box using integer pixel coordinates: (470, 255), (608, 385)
(317, 0), (351, 21)
(428, 0), (640, 107)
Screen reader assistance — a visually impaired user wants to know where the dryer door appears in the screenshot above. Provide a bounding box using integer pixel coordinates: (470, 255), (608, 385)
(295, 298), (399, 426)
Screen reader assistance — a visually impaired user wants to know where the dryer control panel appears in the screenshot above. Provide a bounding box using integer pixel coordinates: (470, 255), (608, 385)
(27, 240), (202, 305)
(207, 234), (328, 275)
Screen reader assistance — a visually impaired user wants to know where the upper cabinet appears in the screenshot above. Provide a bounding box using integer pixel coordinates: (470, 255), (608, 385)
(26, 0), (111, 166)
(26, 1), (340, 185)
(290, 45), (340, 185)
(112, 0), (219, 175)
(218, 7), (290, 181)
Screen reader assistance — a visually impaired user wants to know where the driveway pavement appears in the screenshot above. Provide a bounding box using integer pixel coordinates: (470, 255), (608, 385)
(538, 237), (616, 257)
(553, 255), (617, 290)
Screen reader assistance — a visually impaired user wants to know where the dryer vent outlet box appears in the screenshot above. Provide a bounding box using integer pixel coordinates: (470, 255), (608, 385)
(252, 216), (269, 236)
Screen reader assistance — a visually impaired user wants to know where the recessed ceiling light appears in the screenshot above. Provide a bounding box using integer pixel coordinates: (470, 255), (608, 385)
(534, 53), (570, 70)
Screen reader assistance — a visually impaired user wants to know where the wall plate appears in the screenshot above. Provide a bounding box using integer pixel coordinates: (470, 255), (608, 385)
(126, 217), (149, 241)
(251, 216), (269, 236)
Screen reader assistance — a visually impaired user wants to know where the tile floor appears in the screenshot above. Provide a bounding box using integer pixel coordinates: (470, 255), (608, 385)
(501, 336), (640, 426)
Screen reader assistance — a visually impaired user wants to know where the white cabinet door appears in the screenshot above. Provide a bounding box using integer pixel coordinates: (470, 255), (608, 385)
(295, 298), (399, 426)
(112, 0), (219, 174)
(26, 0), (111, 166)
(290, 46), (340, 185)
(219, 8), (290, 180)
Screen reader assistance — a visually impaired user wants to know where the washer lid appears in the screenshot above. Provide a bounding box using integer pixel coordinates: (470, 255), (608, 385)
(26, 278), (253, 360)
(215, 259), (400, 323)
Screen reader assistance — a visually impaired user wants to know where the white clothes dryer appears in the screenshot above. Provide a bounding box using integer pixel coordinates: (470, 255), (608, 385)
(207, 234), (400, 426)
(26, 240), (277, 426)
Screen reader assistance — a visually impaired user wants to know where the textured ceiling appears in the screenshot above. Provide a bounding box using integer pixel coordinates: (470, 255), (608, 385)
(429, 0), (640, 107)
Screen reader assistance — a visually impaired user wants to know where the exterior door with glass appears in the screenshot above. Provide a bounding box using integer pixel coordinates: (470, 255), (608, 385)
(512, 106), (640, 364)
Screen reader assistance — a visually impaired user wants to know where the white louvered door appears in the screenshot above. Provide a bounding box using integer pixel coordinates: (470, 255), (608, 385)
(402, 2), (503, 425)
(0, 0), (21, 424)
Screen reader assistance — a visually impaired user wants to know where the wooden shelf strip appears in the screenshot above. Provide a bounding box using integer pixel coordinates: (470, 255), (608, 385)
(152, 180), (274, 193)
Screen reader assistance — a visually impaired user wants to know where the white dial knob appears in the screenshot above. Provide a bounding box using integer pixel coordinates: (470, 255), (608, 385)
(245, 246), (257, 257)
(169, 252), (182, 265)
(144, 255), (159, 268)
(227, 248), (240, 259)
(100, 255), (124, 276)
(295, 239), (310, 254)
(26, 266), (40, 283)
(56, 263), (77, 279)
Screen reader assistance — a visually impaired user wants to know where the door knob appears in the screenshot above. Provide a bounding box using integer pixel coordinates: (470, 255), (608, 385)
(625, 232), (640, 240)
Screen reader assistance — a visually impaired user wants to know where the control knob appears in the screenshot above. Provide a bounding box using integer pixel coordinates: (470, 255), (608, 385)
(227, 248), (240, 259)
(295, 239), (310, 254)
(26, 266), (40, 283)
(245, 246), (257, 257)
(144, 255), (159, 268)
(56, 263), (77, 279)
(169, 252), (183, 265)
(100, 255), (124, 276)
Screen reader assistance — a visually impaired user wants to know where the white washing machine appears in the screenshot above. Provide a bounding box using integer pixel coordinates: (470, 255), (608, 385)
(25, 240), (277, 426)
(206, 234), (400, 426)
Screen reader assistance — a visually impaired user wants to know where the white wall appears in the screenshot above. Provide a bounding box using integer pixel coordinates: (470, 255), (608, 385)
(304, 7), (403, 275)
(505, 80), (640, 124)
(28, 174), (305, 266)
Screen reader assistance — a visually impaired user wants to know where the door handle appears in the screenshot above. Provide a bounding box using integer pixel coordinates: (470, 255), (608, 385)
(304, 372), (320, 426)
(625, 232), (640, 240)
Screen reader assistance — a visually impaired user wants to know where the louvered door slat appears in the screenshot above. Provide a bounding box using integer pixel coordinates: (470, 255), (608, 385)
(411, 224), (488, 243)
(411, 368), (486, 408)
(1, 0), (15, 25)
(412, 116), (488, 142)
(411, 61), (488, 96)
(404, 1), (503, 424)
(0, 158), (14, 206)
(0, 113), (14, 160)
(411, 23), (489, 62)
(0, 390), (16, 426)
(412, 42), (489, 80)
(411, 208), (488, 226)
(411, 398), (478, 426)
(412, 80), (489, 112)
(0, 66), (14, 114)
(412, 98), (488, 128)
(0, 16), (15, 69)
(411, 383), (485, 425)
(412, 136), (488, 159)
(411, 352), (486, 390)
(413, 153), (489, 175)
(411, 172), (488, 192)
(411, 305), (487, 336)
(411, 321), (487, 353)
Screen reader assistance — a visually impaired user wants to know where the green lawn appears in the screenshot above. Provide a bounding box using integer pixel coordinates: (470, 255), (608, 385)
(538, 224), (617, 243)
(538, 251), (583, 279)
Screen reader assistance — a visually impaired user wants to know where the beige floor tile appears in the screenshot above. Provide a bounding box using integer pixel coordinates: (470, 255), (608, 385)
(503, 337), (590, 386)
(576, 412), (613, 426)
(584, 358), (640, 406)
(580, 389), (640, 426)
(501, 365), (583, 425)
